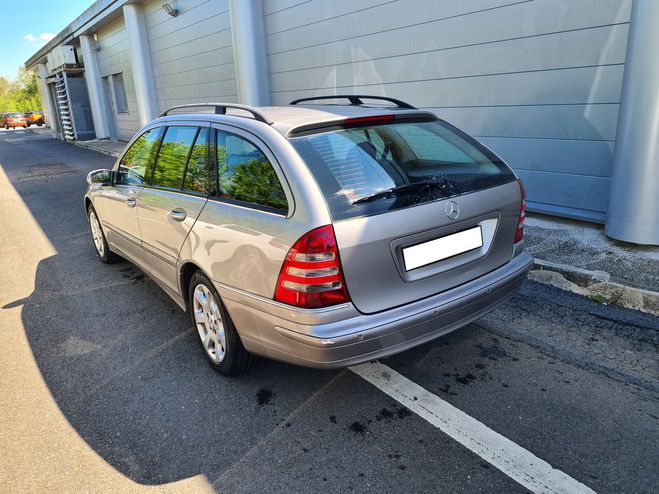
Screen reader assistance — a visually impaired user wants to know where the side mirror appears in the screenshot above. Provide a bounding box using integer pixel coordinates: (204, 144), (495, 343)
(87, 169), (113, 187)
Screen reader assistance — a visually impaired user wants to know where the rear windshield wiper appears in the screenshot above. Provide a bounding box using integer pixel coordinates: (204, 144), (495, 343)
(352, 177), (456, 204)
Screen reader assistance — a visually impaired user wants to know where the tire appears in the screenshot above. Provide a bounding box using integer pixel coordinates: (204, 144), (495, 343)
(87, 204), (119, 263)
(37, 121), (43, 127)
(3, 124), (7, 130)
(188, 271), (256, 376)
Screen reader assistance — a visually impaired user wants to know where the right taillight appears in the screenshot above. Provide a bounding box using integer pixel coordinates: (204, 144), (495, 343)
(514, 179), (526, 243)
(274, 225), (350, 309)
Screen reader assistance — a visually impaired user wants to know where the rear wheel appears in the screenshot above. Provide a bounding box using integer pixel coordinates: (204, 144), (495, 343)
(189, 271), (255, 376)
(87, 204), (119, 263)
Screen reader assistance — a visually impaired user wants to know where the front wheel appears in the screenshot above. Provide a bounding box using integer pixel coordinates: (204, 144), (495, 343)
(87, 205), (119, 263)
(189, 271), (255, 376)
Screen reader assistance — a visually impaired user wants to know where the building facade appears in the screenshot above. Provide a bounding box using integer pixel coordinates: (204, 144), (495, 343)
(25, 0), (658, 245)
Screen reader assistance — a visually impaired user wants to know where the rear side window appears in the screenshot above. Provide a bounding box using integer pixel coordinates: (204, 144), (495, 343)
(215, 130), (288, 212)
(151, 126), (198, 189)
(290, 120), (516, 220)
(117, 128), (161, 185)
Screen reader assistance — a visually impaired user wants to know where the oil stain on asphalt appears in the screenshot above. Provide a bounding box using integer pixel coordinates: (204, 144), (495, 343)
(256, 388), (274, 405)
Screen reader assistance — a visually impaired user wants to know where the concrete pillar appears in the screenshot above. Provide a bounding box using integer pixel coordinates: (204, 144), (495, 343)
(230, 0), (270, 105)
(606, 0), (659, 245)
(37, 63), (53, 128)
(123, 3), (157, 126)
(80, 34), (110, 139)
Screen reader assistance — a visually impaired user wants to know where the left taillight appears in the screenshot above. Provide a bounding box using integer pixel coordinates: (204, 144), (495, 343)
(274, 225), (350, 309)
(514, 179), (526, 243)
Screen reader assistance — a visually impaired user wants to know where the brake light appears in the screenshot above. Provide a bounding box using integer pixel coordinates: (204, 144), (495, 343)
(344, 115), (395, 126)
(274, 225), (350, 308)
(514, 180), (526, 243)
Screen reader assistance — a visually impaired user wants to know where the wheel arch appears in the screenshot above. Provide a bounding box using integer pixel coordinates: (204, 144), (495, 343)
(180, 261), (206, 306)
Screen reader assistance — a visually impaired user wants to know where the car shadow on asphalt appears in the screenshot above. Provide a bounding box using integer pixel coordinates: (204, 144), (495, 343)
(7, 140), (339, 485)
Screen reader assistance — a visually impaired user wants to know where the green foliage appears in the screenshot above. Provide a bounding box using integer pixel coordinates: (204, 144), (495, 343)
(587, 293), (608, 304)
(0, 67), (42, 113)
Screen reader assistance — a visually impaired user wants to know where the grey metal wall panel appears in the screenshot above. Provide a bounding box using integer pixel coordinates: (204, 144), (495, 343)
(144, 0), (237, 113)
(263, 0), (631, 220)
(271, 65), (624, 107)
(265, 0), (630, 65)
(478, 137), (615, 177)
(96, 17), (140, 140)
(438, 104), (619, 141)
(263, 0), (316, 16)
(269, 25), (628, 92)
(517, 170), (610, 222)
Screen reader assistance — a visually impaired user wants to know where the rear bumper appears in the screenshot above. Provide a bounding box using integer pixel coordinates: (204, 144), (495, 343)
(218, 251), (534, 369)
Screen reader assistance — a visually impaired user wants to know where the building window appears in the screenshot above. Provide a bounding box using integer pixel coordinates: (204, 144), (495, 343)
(112, 73), (128, 113)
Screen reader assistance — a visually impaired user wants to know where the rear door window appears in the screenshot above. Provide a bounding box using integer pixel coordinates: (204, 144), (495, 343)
(215, 130), (288, 212)
(117, 127), (161, 185)
(151, 126), (198, 189)
(182, 128), (210, 194)
(290, 120), (516, 220)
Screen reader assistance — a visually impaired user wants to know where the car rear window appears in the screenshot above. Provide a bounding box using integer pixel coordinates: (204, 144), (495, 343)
(290, 120), (516, 220)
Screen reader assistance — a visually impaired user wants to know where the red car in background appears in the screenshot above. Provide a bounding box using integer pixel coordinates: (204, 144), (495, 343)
(1, 112), (28, 129)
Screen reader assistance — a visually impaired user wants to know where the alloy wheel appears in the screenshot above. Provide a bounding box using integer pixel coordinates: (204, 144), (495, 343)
(192, 283), (226, 363)
(89, 210), (105, 257)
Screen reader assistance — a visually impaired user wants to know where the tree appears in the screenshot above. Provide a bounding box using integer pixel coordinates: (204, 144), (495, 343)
(0, 67), (42, 113)
(0, 77), (11, 97)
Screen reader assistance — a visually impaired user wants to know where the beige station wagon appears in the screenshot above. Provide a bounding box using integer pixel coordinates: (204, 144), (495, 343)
(85, 96), (533, 376)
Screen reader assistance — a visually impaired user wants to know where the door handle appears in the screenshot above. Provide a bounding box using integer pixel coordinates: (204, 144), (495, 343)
(126, 197), (136, 208)
(168, 209), (187, 222)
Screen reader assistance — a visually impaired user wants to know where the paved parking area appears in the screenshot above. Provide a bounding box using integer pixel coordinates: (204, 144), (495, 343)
(1, 128), (657, 493)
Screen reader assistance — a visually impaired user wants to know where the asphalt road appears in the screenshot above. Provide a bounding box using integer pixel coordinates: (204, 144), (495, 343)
(1, 128), (657, 493)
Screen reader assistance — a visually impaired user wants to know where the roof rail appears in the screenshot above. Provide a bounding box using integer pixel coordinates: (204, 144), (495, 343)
(160, 103), (272, 124)
(289, 95), (416, 109)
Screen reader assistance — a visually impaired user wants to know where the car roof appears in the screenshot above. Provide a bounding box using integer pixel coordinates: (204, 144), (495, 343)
(259, 105), (434, 135)
(151, 104), (436, 137)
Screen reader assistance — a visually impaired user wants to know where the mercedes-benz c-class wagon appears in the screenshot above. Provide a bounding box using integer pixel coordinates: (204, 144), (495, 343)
(85, 95), (533, 376)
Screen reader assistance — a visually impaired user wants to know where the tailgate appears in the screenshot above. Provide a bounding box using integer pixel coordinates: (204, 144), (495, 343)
(334, 181), (521, 314)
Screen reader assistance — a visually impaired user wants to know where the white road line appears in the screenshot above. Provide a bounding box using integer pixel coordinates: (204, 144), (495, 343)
(350, 362), (596, 494)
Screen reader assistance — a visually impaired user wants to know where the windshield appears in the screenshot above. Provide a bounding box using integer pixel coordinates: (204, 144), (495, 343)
(290, 120), (516, 220)
(7, 113), (22, 118)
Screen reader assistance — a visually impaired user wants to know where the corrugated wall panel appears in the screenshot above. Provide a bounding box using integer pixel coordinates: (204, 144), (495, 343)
(145, 0), (237, 113)
(263, 0), (632, 220)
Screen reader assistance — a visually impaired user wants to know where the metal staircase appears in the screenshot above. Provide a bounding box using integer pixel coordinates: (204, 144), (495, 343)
(54, 73), (75, 140)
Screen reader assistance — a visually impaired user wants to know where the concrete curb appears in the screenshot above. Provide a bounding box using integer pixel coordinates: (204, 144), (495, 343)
(72, 141), (121, 158)
(530, 259), (659, 316)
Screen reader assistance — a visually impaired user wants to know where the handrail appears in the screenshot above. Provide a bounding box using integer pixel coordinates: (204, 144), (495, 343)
(289, 95), (416, 109)
(159, 103), (272, 123)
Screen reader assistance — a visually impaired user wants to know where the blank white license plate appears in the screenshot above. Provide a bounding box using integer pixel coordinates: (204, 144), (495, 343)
(403, 226), (483, 271)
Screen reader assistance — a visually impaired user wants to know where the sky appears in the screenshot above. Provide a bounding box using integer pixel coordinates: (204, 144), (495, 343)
(0, 0), (94, 80)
